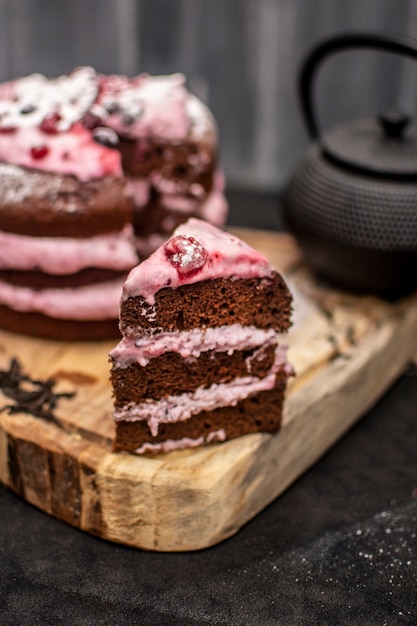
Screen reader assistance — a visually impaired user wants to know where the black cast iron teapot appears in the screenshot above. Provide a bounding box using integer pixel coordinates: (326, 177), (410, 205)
(282, 32), (417, 298)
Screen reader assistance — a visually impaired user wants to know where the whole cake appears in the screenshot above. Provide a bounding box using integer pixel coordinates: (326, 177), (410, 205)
(0, 67), (227, 340)
(110, 218), (293, 454)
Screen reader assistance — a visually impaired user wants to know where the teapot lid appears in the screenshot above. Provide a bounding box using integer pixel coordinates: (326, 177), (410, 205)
(321, 111), (417, 179)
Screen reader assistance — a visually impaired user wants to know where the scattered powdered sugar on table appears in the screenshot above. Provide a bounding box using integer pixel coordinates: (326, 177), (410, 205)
(210, 499), (417, 625)
(254, 500), (417, 625)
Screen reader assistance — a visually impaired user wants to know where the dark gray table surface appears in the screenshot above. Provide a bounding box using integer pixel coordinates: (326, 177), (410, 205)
(1, 192), (416, 626)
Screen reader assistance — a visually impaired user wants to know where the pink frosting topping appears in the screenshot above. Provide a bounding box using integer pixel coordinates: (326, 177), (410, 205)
(0, 67), (216, 181)
(0, 123), (122, 181)
(93, 73), (193, 142)
(122, 218), (274, 303)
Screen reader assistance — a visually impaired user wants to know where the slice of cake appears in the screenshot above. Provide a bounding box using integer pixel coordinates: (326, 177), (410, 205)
(0, 67), (227, 340)
(110, 218), (293, 454)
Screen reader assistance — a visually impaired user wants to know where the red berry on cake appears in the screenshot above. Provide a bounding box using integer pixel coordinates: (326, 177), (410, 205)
(0, 125), (17, 134)
(40, 112), (62, 134)
(164, 235), (207, 276)
(30, 144), (49, 159)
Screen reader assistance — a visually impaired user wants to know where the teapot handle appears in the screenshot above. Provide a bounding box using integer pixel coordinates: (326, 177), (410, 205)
(300, 32), (417, 139)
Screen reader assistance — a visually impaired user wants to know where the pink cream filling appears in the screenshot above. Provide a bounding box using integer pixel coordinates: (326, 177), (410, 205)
(133, 429), (226, 455)
(127, 170), (225, 213)
(110, 325), (278, 367)
(0, 278), (124, 319)
(197, 187), (228, 227)
(114, 369), (279, 436)
(0, 225), (138, 274)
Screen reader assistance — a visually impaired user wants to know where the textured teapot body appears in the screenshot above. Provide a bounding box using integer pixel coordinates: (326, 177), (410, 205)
(283, 143), (417, 297)
(283, 33), (417, 298)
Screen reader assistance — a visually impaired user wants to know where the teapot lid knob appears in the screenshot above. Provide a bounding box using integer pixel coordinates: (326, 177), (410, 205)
(378, 110), (410, 140)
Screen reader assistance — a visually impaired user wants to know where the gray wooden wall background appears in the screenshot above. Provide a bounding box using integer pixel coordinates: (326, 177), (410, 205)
(0, 0), (417, 192)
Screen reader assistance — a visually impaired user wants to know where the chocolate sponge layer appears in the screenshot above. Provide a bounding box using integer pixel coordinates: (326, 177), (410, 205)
(0, 304), (120, 341)
(113, 383), (286, 453)
(111, 342), (278, 406)
(0, 163), (132, 238)
(120, 273), (292, 335)
(119, 137), (215, 191)
(0, 268), (127, 289)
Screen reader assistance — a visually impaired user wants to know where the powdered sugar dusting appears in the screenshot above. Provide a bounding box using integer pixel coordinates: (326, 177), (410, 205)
(0, 66), (98, 132)
(0, 67), (217, 180)
(0, 162), (39, 203)
(186, 94), (216, 141)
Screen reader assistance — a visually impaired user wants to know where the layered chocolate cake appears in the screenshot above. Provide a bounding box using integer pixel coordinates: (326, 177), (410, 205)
(110, 218), (293, 454)
(0, 67), (227, 340)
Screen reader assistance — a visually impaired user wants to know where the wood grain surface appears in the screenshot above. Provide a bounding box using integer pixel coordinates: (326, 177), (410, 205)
(1, 229), (416, 551)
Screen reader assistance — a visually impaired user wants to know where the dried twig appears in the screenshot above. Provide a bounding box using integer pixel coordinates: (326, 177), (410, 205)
(0, 357), (75, 427)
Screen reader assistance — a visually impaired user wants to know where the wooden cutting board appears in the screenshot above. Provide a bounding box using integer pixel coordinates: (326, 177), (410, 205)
(1, 229), (417, 552)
